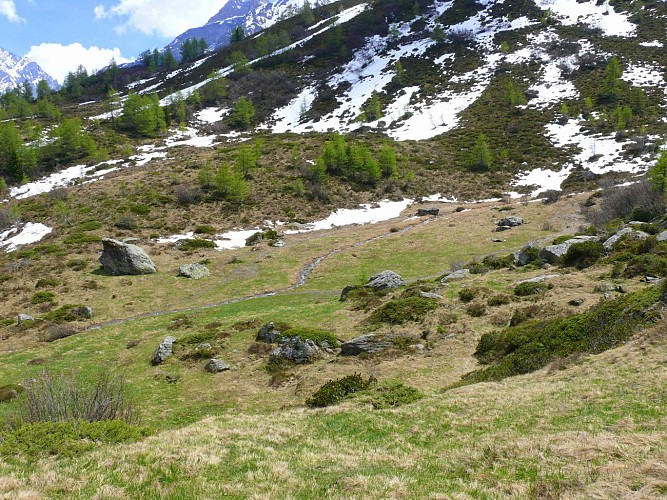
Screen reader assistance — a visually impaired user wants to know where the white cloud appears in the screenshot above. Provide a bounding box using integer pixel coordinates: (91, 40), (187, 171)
(0, 0), (24, 23)
(27, 43), (132, 83)
(94, 0), (228, 37)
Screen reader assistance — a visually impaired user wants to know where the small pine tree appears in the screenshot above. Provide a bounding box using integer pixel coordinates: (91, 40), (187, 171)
(648, 150), (667, 197)
(469, 133), (492, 172)
(230, 97), (255, 130)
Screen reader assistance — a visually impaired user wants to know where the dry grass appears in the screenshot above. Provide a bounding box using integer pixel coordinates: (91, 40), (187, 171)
(0, 319), (664, 498)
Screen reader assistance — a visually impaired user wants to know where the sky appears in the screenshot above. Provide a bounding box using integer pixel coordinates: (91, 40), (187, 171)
(0, 0), (229, 83)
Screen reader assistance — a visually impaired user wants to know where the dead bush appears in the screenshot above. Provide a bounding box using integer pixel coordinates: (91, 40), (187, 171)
(585, 180), (664, 225)
(14, 370), (135, 424)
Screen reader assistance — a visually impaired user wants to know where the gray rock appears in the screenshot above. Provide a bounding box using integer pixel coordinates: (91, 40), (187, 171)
(569, 298), (585, 306)
(195, 343), (212, 354)
(204, 358), (230, 373)
(366, 270), (405, 290)
(151, 336), (176, 366)
(419, 291), (443, 300)
(17, 313), (35, 325)
(340, 334), (391, 356)
(100, 238), (157, 275)
(616, 284), (628, 294)
(178, 263), (210, 279)
(269, 337), (320, 364)
(440, 269), (470, 284)
(417, 208), (439, 216)
(495, 225), (512, 232)
(517, 274), (560, 285)
(513, 244), (539, 266)
(539, 235), (599, 263)
(657, 230), (667, 242)
(340, 333), (415, 356)
(603, 227), (650, 251)
(497, 216), (524, 227)
(256, 322), (281, 343)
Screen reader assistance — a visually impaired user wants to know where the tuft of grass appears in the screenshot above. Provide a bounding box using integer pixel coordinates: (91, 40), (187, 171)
(514, 281), (553, 297)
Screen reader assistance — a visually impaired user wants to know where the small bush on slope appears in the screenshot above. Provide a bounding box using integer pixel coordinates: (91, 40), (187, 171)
(462, 282), (665, 384)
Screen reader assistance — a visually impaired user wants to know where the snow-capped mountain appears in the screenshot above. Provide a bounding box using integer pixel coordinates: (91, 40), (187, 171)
(0, 48), (60, 96)
(166, 0), (331, 58)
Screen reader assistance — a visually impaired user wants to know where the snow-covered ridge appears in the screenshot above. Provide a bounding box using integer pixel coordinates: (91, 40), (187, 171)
(0, 47), (60, 95)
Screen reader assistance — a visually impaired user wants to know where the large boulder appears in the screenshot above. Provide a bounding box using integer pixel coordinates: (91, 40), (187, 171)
(539, 236), (599, 263)
(269, 337), (320, 364)
(603, 227), (650, 251)
(178, 263), (209, 279)
(366, 270), (405, 290)
(151, 336), (176, 366)
(657, 230), (667, 242)
(100, 238), (156, 275)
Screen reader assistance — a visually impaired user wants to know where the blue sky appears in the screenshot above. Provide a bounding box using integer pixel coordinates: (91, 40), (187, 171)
(0, 0), (228, 82)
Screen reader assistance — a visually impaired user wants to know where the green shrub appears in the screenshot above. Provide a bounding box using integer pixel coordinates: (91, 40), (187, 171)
(487, 294), (511, 306)
(35, 278), (59, 289)
(64, 232), (102, 246)
(563, 241), (604, 269)
(466, 303), (486, 317)
(514, 281), (552, 297)
(0, 420), (147, 458)
(66, 259), (87, 271)
(42, 304), (91, 323)
(128, 203), (150, 215)
(178, 239), (216, 251)
(552, 235), (573, 245)
(306, 374), (376, 408)
(458, 288), (477, 303)
(470, 254), (513, 274)
(622, 253), (667, 278)
(278, 327), (339, 346)
(78, 220), (102, 231)
(464, 285), (663, 384)
(178, 330), (219, 346)
(31, 291), (55, 304)
(365, 381), (423, 409)
(194, 225), (216, 235)
(369, 296), (438, 326)
(0, 384), (24, 402)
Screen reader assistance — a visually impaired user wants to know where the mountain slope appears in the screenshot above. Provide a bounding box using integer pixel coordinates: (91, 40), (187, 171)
(0, 48), (60, 95)
(166, 0), (333, 58)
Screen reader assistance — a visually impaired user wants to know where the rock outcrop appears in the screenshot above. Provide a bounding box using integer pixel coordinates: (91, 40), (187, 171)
(269, 337), (321, 364)
(366, 270), (405, 290)
(100, 238), (157, 275)
(603, 227), (650, 251)
(539, 236), (599, 263)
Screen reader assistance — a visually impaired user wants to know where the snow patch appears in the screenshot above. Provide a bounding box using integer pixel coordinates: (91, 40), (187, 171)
(0, 222), (53, 252)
